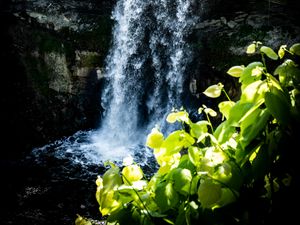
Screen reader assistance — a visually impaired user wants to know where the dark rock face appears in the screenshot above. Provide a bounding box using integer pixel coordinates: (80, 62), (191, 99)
(1, 2), (115, 224)
(188, 0), (300, 104)
(1, 0), (116, 155)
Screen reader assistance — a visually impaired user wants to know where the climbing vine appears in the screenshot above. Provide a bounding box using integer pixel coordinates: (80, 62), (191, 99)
(76, 42), (300, 225)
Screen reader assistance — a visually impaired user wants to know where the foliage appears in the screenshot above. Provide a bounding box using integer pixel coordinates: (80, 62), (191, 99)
(79, 42), (300, 225)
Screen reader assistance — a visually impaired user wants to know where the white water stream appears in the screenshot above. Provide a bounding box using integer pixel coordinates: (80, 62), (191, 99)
(32, 0), (198, 166)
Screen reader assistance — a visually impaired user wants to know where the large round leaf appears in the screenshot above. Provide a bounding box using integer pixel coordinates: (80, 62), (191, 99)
(155, 182), (179, 212)
(203, 83), (224, 98)
(146, 128), (164, 149)
(260, 46), (278, 60)
(227, 65), (244, 77)
(264, 87), (291, 125)
(122, 164), (144, 184)
(198, 179), (222, 208)
(290, 43), (300, 56)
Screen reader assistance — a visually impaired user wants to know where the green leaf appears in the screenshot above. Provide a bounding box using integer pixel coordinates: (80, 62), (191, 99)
(198, 179), (222, 208)
(239, 109), (270, 148)
(240, 80), (268, 104)
(178, 154), (196, 172)
(227, 65), (244, 78)
(166, 111), (190, 124)
(99, 189), (122, 216)
(75, 215), (92, 225)
(122, 164), (144, 184)
(172, 168), (192, 195)
(251, 66), (263, 77)
(189, 121), (209, 138)
(260, 46), (278, 60)
(97, 166), (123, 216)
(146, 128), (164, 149)
(214, 120), (236, 144)
(239, 62), (263, 89)
(190, 175), (201, 195)
(246, 43), (256, 54)
(274, 59), (299, 87)
(278, 45), (287, 59)
(290, 43), (300, 56)
(204, 108), (217, 117)
(264, 87), (291, 125)
(227, 102), (253, 126)
(106, 207), (133, 225)
(161, 130), (195, 155)
(218, 101), (235, 120)
(102, 166), (122, 189)
(215, 188), (238, 208)
(240, 107), (262, 139)
(155, 181), (179, 212)
(203, 83), (224, 98)
(188, 146), (202, 166)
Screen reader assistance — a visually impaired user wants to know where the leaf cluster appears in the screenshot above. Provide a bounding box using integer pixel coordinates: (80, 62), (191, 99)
(78, 42), (300, 225)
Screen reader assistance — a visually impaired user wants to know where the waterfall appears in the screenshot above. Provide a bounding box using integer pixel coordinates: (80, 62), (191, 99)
(91, 0), (197, 156)
(32, 0), (198, 165)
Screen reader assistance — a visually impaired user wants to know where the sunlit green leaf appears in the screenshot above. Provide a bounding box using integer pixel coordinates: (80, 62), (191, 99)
(214, 120), (236, 144)
(290, 43), (300, 56)
(122, 164), (144, 184)
(240, 80), (268, 104)
(260, 46), (278, 60)
(190, 120), (209, 138)
(75, 215), (92, 225)
(166, 111), (190, 124)
(251, 66), (263, 77)
(265, 87), (291, 125)
(278, 45), (287, 59)
(239, 109), (270, 148)
(155, 182), (179, 212)
(102, 166), (122, 189)
(204, 108), (217, 117)
(246, 43), (256, 54)
(198, 179), (222, 208)
(239, 99), (264, 130)
(204, 147), (227, 166)
(97, 165), (123, 216)
(275, 59), (300, 87)
(227, 102), (253, 126)
(146, 127), (164, 149)
(218, 101), (235, 120)
(188, 146), (202, 166)
(155, 151), (181, 175)
(172, 168), (192, 195)
(212, 162), (232, 183)
(178, 154), (196, 172)
(239, 62), (263, 89)
(227, 65), (244, 77)
(161, 130), (195, 155)
(99, 189), (122, 216)
(197, 133), (219, 146)
(190, 175), (201, 195)
(203, 83), (224, 98)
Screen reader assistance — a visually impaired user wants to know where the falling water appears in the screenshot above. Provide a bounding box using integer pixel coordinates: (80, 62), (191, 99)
(32, 0), (198, 167)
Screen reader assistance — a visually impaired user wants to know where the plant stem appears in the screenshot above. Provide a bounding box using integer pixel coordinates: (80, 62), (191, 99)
(222, 88), (231, 101)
